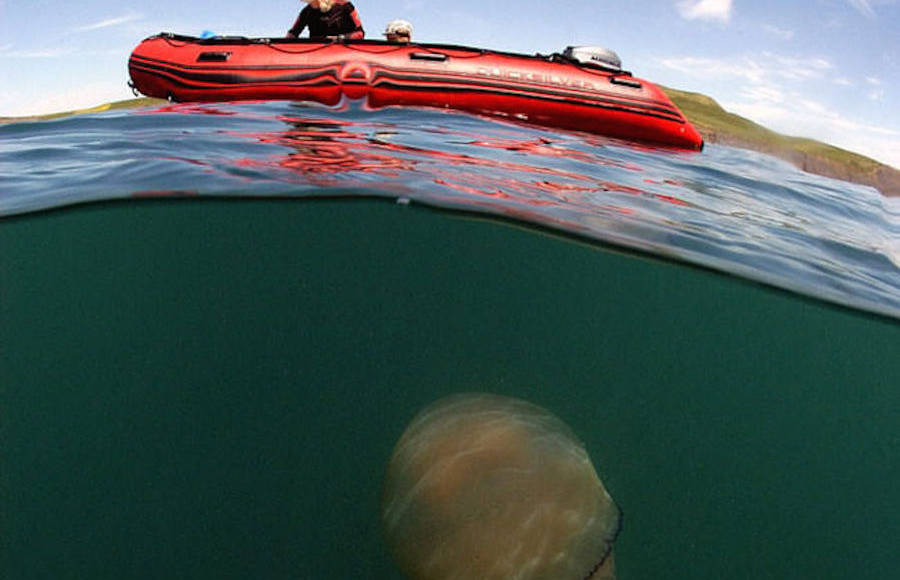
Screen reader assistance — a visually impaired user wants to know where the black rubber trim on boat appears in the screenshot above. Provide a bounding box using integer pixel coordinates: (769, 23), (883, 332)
(197, 52), (232, 62)
(610, 76), (642, 89)
(409, 52), (449, 62)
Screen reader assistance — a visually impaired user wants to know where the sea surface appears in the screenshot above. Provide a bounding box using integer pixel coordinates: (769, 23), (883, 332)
(2, 100), (899, 579)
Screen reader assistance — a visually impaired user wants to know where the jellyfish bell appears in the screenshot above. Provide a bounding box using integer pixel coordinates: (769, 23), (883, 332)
(381, 393), (621, 580)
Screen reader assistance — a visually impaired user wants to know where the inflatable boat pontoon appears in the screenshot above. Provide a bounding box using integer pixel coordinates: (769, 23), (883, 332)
(128, 34), (703, 150)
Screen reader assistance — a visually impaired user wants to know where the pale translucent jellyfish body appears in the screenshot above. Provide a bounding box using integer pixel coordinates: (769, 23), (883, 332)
(381, 393), (621, 580)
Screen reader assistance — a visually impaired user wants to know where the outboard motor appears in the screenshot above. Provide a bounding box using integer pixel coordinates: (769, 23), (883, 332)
(563, 46), (622, 72)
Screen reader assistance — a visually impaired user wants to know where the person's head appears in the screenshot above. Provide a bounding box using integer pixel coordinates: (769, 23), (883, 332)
(383, 19), (413, 43)
(304, 0), (333, 12)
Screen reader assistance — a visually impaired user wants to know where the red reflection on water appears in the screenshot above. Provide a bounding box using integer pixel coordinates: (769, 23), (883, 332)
(146, 106), (690, 215)
(431, 177), (564, 206)
(463, 136), (634, 171)
(150, 103), (240, 116)
(232, 117), (419, 189)
(234, 115), (611, 200)
(258, 115), (604, 184)
(653, 194), (689, 207)
(144, 101), (351, 119)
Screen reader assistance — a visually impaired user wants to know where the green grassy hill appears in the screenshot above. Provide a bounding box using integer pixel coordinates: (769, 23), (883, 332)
(662, 87), (899, 197)
(0, 97), (164, 124)
(3, 92), (897, 197)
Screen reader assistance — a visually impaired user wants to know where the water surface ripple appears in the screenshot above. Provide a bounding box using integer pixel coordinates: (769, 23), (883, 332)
(2, 100), (898, 318)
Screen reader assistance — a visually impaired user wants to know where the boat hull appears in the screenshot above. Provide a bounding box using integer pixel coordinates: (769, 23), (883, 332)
(128, 34), (703, 150)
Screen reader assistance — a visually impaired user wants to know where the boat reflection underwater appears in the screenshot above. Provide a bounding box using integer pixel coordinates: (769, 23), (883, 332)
(232, 109), (689, 229)
(382, 393), (621, 580)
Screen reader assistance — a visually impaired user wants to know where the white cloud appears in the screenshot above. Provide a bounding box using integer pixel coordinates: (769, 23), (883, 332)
(861, 77), (886, 100)
(766, 54), (832, 81)
(1, 82), (135, 118)
(73, 13), (143, 33)
(658, 54), (831, 84)
(763, 24), (795, 40)
(0, 46), (73, 59)
(847, 0), (876, 18)
(401, 0), (426, 10)
(676, 0), (733, 23)
(656, 52), (900, 168)
(659, 56), (756, 82)
(741, 85), (786, 104)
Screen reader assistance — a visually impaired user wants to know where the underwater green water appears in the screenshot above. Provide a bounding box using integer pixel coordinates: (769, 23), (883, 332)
(2, 198), (898, 579)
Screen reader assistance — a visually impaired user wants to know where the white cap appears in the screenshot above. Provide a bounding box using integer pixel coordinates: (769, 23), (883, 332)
(384, 19), (413, 36)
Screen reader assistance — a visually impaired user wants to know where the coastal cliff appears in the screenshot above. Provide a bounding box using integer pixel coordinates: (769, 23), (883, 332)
(663, 87), (899, 197)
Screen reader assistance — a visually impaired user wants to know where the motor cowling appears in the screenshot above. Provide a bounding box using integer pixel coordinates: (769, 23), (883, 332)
(563, 46), (622, 72)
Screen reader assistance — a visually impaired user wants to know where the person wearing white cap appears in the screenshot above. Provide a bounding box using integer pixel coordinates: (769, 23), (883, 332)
(383, 19), (413, 43)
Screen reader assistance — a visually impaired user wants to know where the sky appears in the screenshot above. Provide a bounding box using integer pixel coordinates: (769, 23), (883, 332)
(1, 1), (897, 168)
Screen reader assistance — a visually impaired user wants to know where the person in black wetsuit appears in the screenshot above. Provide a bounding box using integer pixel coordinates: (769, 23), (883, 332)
(287, 0), (365, 40)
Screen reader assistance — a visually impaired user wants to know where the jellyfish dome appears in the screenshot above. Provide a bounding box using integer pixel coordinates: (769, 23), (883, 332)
(381, 393), (621, 580)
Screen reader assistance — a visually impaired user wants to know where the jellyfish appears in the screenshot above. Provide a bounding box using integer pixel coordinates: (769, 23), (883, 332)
(381, 393), (621, 580)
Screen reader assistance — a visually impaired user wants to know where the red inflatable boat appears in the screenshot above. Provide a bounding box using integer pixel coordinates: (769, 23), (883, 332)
(128, 34), (703, 150)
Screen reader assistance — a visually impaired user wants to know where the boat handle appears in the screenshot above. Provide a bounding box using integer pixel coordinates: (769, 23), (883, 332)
(610, 76), (641, 89)
(410, 52), (448, 62)
(197, 51), (232, 62)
